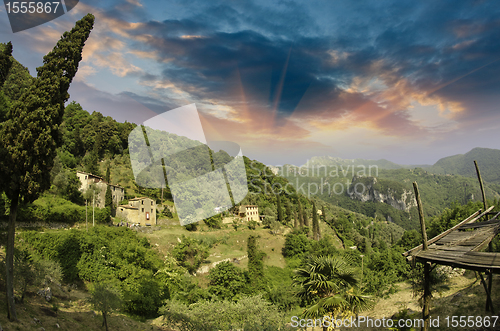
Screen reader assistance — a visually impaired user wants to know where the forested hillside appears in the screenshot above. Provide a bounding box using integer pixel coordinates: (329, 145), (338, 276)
(427, 147), (500, 184)
(280, 161), (500, 231)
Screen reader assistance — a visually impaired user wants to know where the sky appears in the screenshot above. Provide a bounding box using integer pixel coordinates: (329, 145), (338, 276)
(1, 0), (500, 167)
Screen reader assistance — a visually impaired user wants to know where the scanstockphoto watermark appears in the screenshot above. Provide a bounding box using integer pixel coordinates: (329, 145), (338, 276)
(248, 161), (379, 198)
(290, 315), (437, 329)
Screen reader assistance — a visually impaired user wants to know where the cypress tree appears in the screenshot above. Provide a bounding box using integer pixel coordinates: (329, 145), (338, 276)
(105, 185), (113, 208)
(247, 235), (265, 288)
(276, 193), (283, 224)
(0, 42), (13, 86)
(298, 199), (304, 228)
(105, 165), (111, 183)
(286, 200), (292, 225)
(303, 207), (309, 227)
(0, 14), (94, 320)
(312, 201), (319, 240)
(0, 43), (13, 123)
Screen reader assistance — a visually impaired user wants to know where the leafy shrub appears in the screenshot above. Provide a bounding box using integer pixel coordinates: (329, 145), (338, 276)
(162, 206), (173, 218)
(204, 214), (222, 229)
(248, 220), (257, 230)
(20, 230), (82, 282)
(17, 196), (110, 224)
(20, 227), (167, 317)
(282, 231), (309, 258)
(161, 295), (293, 331)
(183, 223), (198, 231)
(172, 236), (209, 274)
(208, 261), (246, 301)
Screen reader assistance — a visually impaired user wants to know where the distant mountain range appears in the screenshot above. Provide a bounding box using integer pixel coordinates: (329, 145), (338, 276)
(301, 147), (500, 184)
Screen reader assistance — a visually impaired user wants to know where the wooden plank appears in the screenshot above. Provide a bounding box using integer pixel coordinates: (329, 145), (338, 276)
(427, 245), (472, 252)
(460, 213), (500, 229)
(438, 226), (498, 247)
(415, 253), (500, 273)
(459, 253), (500, 266)
(471, 227), (500, 252)
(435, 231), (480, 245)
(403, 209), (483, 256)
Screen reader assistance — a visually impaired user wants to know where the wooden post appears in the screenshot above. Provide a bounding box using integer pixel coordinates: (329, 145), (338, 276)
(486, 270), (493, 312)
(475, 160), (493, 310)
(413, 182), (430, 331)
(474, 160), (488, 219)
(480, 271), (495, 313)
(413, 182), (428, 251)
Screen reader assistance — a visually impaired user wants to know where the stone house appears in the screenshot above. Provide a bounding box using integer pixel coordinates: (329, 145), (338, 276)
(116, 197), (157, 226)
(238, 205), (260, 222)
(77, 171), (125, 208)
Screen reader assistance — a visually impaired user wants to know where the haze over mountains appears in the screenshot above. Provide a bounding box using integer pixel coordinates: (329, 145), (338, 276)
(300, 147), (500, 183)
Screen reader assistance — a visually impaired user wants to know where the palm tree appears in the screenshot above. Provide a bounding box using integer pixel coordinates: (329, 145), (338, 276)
(293, 255), (373, 331)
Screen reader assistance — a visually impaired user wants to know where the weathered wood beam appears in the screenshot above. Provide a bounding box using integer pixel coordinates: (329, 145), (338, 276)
(404, 209), (484, 257)
(479, 271), (495, 314)
(413, 182), (428, 251)
(474, 160), (488, 220)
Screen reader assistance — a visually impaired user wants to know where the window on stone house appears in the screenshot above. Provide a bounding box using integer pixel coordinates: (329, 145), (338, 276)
(142, 208), (144, 212)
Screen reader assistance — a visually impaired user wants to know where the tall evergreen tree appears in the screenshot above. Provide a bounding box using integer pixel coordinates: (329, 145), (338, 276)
(294, 210), (298, 228)
(298, 199), (304, 228)
(84, 149), (99, 175)
(276, 193), (283, 224)
(0, 42), (13, 86)
(303, 207), (309, 227)
(312, 201), (319, 241)
(0, 43), (13, 123)
(286, 201), (292, 225)
(247, 235), (265, 288)
(0, 14), (94, 320)
(105, 165), (111, 183)
(105, 185), (113, 208)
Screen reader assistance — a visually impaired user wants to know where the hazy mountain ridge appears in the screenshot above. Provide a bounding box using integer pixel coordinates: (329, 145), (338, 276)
(302, 147), (500, 183)
(427, 147), (500, 183)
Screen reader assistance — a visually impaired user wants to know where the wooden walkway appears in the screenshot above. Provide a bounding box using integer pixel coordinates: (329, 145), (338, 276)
(404, 207), (500, 272)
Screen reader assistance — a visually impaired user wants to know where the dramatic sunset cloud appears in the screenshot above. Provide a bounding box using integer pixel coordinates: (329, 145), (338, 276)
(1, 0), (499, 165)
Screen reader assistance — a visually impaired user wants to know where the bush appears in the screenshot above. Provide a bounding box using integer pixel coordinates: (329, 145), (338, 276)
(204, 215), (222, 229)
(20, 227), (167, 317)
(162, 206), (173, 218)
(17, 196), (111, 224)
(161, 295), (293, 331)
(172, 236), (209, 274)
(248, 220), (257, 230)
(282, 231), (310, 258)
(20, 230), (82, 282)
(184, 223), (198, 231)
(208, 261), (246, 301)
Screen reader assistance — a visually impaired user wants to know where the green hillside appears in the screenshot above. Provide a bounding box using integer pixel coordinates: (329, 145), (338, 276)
(281, 162), (500, 230)
(428, 147), (500, 183)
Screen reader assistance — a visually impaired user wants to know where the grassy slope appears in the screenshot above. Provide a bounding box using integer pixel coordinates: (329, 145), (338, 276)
(138, 216), (344, 273)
